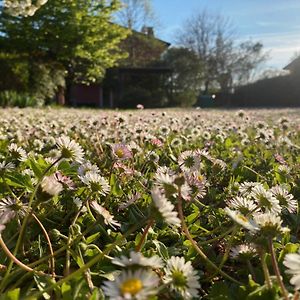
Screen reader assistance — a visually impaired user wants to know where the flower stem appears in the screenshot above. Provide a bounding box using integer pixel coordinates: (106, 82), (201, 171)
(247, 260), (257, 282)
(31, 213), (55, 278)
(0, 156), (62, 293)
(177, 194), (241, 285)
(268, 238), (289, 300)
(27, 220), (146, 299)
(259, 248), (272, 289)
(0, 235), (46, 276)
(135, 219), (154, 252)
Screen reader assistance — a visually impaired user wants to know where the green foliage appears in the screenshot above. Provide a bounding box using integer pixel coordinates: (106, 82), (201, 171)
(0, 90), (38, 107)
(0, 0), (129, 103)
(162, 47), (202, 106)
(0, 108), (299, 299)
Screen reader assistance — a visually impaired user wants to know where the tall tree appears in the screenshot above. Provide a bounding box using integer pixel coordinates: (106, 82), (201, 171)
(116, 0), (156, 30)
(0, 0), (129, 102)
(177, 10), (267, 94)
(162, 47), (203, 106)
(3, 0), (48, 17)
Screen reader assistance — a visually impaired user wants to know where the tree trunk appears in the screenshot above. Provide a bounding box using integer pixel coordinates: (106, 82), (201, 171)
(57, 86), (65, 106)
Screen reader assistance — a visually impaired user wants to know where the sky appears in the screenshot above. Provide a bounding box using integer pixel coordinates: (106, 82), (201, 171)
(151, 0), (300, 70)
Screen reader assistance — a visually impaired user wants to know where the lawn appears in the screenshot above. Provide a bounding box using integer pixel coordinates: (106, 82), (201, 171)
(0, 107), (300, 299)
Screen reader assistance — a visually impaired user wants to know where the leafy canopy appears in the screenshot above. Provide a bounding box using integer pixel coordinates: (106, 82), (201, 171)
(0, 0), (130, 84)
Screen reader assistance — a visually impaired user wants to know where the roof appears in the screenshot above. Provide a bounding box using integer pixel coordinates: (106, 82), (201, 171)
(117, 67), (172, 74)
(130, 28), (171, 47)
(283, 56), (300, 71)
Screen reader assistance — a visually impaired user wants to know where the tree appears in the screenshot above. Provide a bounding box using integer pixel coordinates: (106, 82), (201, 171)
(3, 0), (48, 17)
(177, 10), (267, 94)
(0, 0), (129, 103)
(116, 0), (157, 30)
(162, 47), (203, 106)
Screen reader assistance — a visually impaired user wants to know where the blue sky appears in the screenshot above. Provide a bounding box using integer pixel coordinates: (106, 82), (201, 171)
(152, 0), (300, 70)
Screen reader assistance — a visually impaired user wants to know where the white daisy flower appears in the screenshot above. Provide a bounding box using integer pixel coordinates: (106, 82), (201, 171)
(178, 150), (201, 172)
(8, 143), (27, 161)
(0, 161), (15, 173)
(90, 201), (120, 229)
(270, 185), (298, 213)
(154, 171), (175, 186)
(79, 171), (110, 195)
(253, 212), (289, 237)
(102, 269), (159, 300)
(180, 183), (192, 201)
(230, 243), (257, 260)
(78, 161), (100, 177)
(112, 144), (132, 160)
(170, 137), (182, 148)
(151, 188), (181, 228)
(164, 256), (200, 299)
(238, 181), (259, 196)
(118, 193), (141, 211)
(73, 197), (87, 213)
(251, 185), (281, 215)
(226, 196), (258, 215)
(0, 197), (26, 227)
(278, 164), (290, 175)
(224, 208), (258, 232)
(41, 174), (63, 196)
(112, 251), (163, 269)
(56, 135), (84, 163)
(185, 172), (207, 200)
(283, 251), (300, 290)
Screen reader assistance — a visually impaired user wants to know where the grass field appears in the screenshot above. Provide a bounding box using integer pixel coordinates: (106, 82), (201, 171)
(0, 107), (300, 299)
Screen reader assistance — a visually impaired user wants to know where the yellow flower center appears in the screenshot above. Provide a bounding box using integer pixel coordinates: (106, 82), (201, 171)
(120, 278), (143, 296)
(238, 214), (248, 222)
(115, 149), (124, 158)
(197, 175), (203, 181)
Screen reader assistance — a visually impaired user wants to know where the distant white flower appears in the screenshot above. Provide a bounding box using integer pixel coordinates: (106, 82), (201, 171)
(283, 252), (300, 290)
(164, 256), (200, 299)
(118, 193), (141, 210)
(151, 188), (181, 227)
(253, 212), (289, 236)
(230, 244), (257, 260)
(185, 172), (207, 200)
(178, 150), (201, 172)
(224, 208), (258, 231)
(270, 185), (298, 213)
(278, 164), (290, 175)
(56, 135), (84, 163)
(78, 161), (100, 177)
(238, 182), (259, 196)
(80, 171), (110, 195)
(180, 183), (192, 201)
(73, 197), (87, 213)
(170, 138), (182, 148)
(102, 269), (159, 300)
(227, 196), (258, 215)
(0, 161), (15, 173)
(251, 185), (281, 214)
(112, 144), (132, 160)
(0, 198), (21, 224)
(212, 158), (227, 171)
(8, 143), (27, 161)
(112, 251), (163, 269)
(41, 174), (63, 196)
(90, 201), (120, 229)
(136, 104), (144, 110)
(154, 171), (175, 186)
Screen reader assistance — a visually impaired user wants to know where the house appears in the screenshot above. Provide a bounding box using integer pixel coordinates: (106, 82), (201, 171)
(230, 57), (300, 107)
(69, 26), (171, 108)
(284, 56), (300, 75)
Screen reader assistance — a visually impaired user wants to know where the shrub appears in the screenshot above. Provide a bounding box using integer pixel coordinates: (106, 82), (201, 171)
(0, 90), (38, 107)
